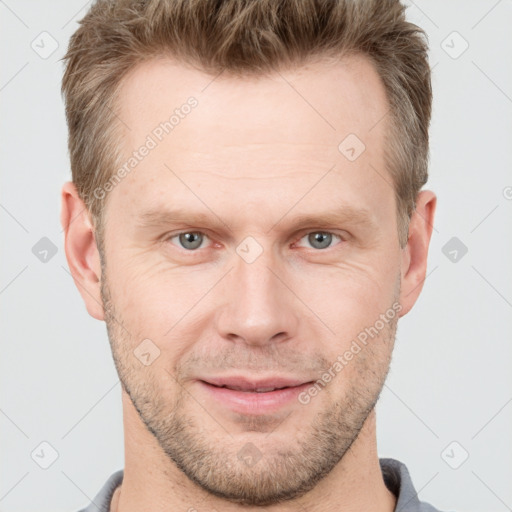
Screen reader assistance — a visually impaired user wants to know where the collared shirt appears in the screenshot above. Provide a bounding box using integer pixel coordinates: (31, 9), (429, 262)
(76, 457), (447, 512)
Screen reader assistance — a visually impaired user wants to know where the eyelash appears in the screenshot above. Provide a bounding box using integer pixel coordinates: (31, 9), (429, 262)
(166, 230), (344, 252)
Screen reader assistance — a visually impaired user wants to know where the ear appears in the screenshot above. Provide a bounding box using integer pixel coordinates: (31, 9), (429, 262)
(398, 190), (437, 317)
(60, 182), (105, 321)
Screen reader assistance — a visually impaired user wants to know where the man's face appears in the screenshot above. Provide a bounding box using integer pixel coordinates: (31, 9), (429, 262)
(100, 55), (403, 505)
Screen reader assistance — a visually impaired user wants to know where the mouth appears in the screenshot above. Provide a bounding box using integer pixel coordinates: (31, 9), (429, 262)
(197, 377), (315, 415)
(200, 375), (312, 391)
(204, 383), (295, 393)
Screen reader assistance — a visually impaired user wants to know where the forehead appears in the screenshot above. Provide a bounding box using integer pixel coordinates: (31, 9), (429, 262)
(108, 54), (392, 227)
(116, 53), (388, 148)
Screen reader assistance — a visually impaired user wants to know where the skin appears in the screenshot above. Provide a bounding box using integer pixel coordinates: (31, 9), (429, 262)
(61, 54), (436, 512)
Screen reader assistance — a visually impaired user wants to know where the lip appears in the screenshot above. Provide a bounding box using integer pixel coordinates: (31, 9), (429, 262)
(197, 376), (314, 415)
(201, 375), (310, 391)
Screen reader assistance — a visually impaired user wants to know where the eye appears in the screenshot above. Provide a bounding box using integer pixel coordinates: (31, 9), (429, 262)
(168, 231), (209, 250)
(165, 230), (343, 252)
(295, 231), (343, 250)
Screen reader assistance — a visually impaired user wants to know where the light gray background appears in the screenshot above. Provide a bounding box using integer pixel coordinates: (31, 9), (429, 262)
(1, 1), (511, 511)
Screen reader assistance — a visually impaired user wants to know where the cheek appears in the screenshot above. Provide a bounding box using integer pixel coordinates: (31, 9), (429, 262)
(291, 255), (400, 340)
(105, 253), (218, 354)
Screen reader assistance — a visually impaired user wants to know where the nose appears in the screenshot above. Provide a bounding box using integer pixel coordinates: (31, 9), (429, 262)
(214, 243), (299, 347)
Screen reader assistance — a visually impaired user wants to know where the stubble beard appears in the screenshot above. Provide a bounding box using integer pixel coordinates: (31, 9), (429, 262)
(100, 273), (397, 506)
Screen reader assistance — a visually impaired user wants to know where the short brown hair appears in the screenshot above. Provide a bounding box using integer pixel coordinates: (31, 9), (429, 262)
(62, 0), (432, 247)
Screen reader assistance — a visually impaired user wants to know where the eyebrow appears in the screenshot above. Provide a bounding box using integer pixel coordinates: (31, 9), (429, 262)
(135, 205), (377, 233)
(270, 207), (376, 232)
(137, 208), (230, 230)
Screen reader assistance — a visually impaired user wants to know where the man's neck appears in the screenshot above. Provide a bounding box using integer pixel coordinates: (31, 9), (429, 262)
(110, 486), (121, 512)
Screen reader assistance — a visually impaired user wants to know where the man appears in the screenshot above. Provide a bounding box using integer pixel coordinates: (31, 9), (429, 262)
(60, 0), (443, 510)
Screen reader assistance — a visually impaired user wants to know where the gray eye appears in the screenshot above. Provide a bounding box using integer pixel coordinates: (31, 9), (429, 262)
(308, 232), (333, 249)
(178, 232), (204, 250)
